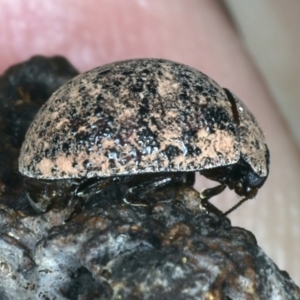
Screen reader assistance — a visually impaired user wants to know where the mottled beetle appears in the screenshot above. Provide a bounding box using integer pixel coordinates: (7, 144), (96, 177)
(18, 59), (270, 215)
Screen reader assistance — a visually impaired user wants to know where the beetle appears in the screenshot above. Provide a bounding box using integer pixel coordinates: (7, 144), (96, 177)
(18, 59), (269, 215)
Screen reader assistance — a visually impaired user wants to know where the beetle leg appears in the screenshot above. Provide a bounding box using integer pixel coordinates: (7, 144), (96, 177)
(219, 197), (249, 219)
(200, 184), (227, 202)
(199, 184), (226, 216)
(200, 185), (251, 218)
(64, 178), (114, 222)
(66, 179), (115, 222)
(75, 177), (113, 197)
(124, 173), (185, 206)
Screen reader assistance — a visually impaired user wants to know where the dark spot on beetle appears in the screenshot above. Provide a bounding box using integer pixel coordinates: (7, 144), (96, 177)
(255, 139), (260, 150)
(227, 124), (236, 134)
(45, 121), (51, 128)
(81, 101), (89, 108)
(206, 126), (216, 134)
(75, 131), (90, 145)
(62, 142), (69, 153)
(123, 99), (135, 109)
(195, 85), (204, 93)
(185, 144), (195, 157)
(47, 106), (54, 113)
(204, 157), (211, 166)
(179, 93), (190, 102)
(84, 110), (92, 118)
(101, 125), (114, 138)
(184, 106), (191, 114)
(112, 136), (120, 147)
(84, 143), (91, 155)
(163, 145), (181, 160)
(83, 159), (92, 169)
(119, 157), (131, 166)
(218, 122), (226, 131)
(150, 117), (162, 131)
(201, 106), (233, 132)
(139, 99), (150, 117)
(102, 84), (111, 91)
(145, 79), (157, 95)
(182, 82), (190, 89)
(70, 115), (91, 134)
(142, 68), (150, 75)
(94, 106), (103, 116)
(136, 124), (160, 152)
(72, 161), (78, 168)
(217, 152), (223, 160)
(44, 149), (50, 158)
(33, 155), (43, 163)
(113, 80), (121, 87)
(109, 159), (116, 169)
(131, 79), (144, 93)
(96, 94), (105, 102)
(177, 71), (193, 82)
(122, 70), (133, 76)
(195, 147), (202, 155)
(78, 86), (86, 93)
(183, 129), (198, 139)
(51, 148), (58, 157)
(70, 108), (77, 118)
(51, 135), (60, 145)
(179, 113), (187, 123)
(130, 147), (142, 165)
(38, 129), (46, 138)
(104, 148), (118, 159)
(239, 126), (248, 137)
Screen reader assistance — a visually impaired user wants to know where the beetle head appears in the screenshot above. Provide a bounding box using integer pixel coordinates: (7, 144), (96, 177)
(200, 148), (269, 199)
(234, 144), (270, 198)
(229, 168), (267, 199)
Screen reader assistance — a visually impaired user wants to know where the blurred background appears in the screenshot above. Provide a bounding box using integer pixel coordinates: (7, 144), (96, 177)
(225, 0), (300, 149)
(223, 0), (300, 285)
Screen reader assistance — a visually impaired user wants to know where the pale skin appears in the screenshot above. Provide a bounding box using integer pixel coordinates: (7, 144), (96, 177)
(0, 0), (299, 284)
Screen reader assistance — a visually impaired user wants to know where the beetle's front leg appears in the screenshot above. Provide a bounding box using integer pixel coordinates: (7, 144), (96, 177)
(75, 177), (113, 197)
(124, 173), (185, 206)
(65, 177), (113, 221)
(199, 184), (226, 216)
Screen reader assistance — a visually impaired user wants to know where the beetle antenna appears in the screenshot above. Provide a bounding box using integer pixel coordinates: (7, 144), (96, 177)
(219, 197), (249, 219)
